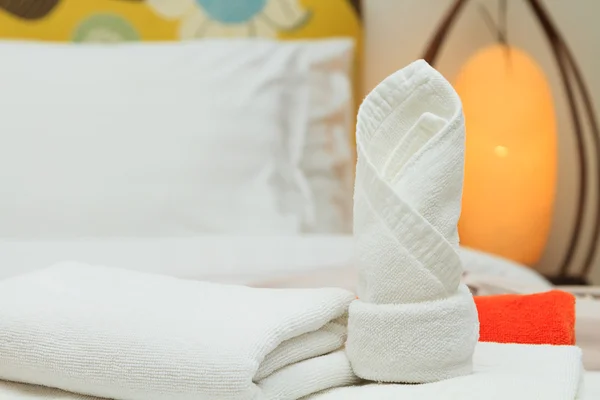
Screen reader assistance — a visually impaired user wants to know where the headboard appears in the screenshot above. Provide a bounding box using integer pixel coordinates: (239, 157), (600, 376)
(0, 0), (363, 101)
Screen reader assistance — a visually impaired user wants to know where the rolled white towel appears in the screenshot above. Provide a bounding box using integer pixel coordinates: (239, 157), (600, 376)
(0, 263), (359, 400)
(347, 59), (479, 383)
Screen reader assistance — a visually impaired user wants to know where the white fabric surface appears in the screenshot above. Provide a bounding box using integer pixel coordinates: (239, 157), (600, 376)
(0, 382), (103, 400)
(0, 236), (357, 287)
(5, 236), (591, 373)
(460, 246), (552, 293)
(576, 298), (600, 371)
(0, 237), (552, 290)
(0, 39), (353, 238)
(300, 40), (355, 234)
(584, 372), (600, 399)
(0, 263), (357, 400)
(0, 350), (594, 400)
(306, 342), (584, 400)
(347, 60), (479, 382)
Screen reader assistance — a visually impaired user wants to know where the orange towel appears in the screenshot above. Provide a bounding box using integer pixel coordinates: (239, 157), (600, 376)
(474, 290), (575, 345)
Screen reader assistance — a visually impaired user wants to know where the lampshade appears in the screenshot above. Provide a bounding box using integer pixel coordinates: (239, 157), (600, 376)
(454, 44), (557, 266)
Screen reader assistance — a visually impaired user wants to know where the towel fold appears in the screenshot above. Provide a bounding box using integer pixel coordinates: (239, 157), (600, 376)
(0, 352), (357, 400)
(347, 59), (479, 383)
(0, 263), (358, 400)
(474, 290), (576, 345)
(306, 342), (584, 400)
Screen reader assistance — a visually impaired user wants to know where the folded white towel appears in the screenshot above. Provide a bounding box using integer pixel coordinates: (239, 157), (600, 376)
(347, 59), (479, 383)
(306, 342), (584, 399)
(0, 351), (357, 400)
(0, 263), (358, 400)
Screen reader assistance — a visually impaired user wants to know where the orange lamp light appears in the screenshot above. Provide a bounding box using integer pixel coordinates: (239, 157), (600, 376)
(454, 44), (557, 266)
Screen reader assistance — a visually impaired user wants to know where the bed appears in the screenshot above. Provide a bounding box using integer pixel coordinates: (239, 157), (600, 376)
(0, 1), (599, 398)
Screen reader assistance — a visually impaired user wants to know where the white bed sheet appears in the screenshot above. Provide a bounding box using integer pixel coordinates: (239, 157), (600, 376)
(0, 235), (551, 291)
(585, 372), (600, 398)
(0, 236), (358, 289)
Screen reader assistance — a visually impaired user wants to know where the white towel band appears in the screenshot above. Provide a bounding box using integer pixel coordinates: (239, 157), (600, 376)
(346, 284), (479, 383)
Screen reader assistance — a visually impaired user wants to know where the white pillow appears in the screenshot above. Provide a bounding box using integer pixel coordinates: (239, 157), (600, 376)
(0, 40), (313, 238)
(299, 40), (355, 234)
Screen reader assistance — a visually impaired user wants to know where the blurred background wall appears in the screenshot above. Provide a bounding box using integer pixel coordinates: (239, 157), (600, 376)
(364, 0), (600, 284)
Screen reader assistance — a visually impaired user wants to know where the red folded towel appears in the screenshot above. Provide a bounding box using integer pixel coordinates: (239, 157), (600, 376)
(474, 290), (575, 345)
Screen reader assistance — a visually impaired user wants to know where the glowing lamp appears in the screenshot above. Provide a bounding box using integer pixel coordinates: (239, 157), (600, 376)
(453, 44), (557, 266)
(423, 0), (600, 283)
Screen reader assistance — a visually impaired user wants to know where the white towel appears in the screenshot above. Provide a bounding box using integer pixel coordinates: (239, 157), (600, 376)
(347, 59), (479, 383)
(0, 263), (359, 400)
(0, 351), (357, 400)
(306, 342), (584, 399)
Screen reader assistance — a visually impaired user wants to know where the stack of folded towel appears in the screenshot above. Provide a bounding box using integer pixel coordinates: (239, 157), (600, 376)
(0, 60), (585, 400)
(0, 263), (359, 400)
